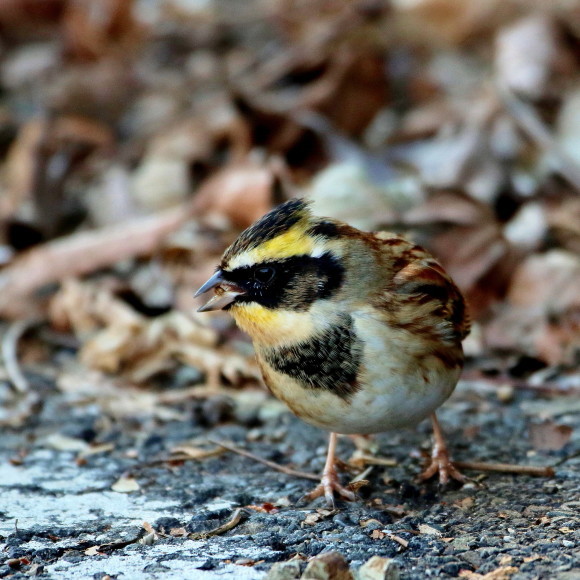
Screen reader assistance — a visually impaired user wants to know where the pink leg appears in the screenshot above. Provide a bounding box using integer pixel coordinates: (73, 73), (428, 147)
(419, 413), (465, 485)
(303, 432), (357, 507)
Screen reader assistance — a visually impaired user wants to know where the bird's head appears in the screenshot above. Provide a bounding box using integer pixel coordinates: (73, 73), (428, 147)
(195, 199), (347, 341)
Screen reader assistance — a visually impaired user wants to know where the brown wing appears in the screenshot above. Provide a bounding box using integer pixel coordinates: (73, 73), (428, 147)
(373, 232), (471, 344)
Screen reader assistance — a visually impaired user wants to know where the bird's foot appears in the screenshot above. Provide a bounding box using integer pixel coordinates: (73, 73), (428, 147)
(419, 446), (465, 485)
(302, 469), (356, 508)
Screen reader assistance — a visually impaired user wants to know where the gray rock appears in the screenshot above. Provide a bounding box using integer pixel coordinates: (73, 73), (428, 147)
(302, 552), (353, 580)
(356, 556), (400, 580)
(266, 560), (302, 580)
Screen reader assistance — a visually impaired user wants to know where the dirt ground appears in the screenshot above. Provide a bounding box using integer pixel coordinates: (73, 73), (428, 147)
(1, 359), (578, 579)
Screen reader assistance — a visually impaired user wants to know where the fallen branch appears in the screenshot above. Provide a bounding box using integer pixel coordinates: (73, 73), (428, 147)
(453, 460), (555, 477)
(0, 203), (195, 318)
(207, 438), (320, 481)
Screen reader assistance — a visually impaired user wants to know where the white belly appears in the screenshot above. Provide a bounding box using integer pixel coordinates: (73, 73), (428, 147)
(258, 309), (462, 435)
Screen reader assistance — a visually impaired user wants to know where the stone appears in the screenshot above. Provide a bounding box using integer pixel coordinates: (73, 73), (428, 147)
(266, 560), (302, 580)
(357, 556), (400, 580)
(302, 552), (354, 580)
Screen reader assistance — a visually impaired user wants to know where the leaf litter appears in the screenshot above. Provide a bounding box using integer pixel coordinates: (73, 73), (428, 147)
(0, 1), (578, 578)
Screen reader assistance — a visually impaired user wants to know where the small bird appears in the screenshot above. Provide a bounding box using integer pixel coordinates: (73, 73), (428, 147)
(195, 198), (469, 505)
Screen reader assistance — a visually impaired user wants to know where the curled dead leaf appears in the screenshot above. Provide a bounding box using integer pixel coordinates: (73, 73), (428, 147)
(529, 420), (573, 452)
(195, 160), (275, 230)
(49, 279), (259, 385)
(111, 475), (140, 493)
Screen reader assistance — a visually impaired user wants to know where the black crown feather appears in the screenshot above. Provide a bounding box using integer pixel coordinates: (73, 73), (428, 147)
(222, 198), (311, 264)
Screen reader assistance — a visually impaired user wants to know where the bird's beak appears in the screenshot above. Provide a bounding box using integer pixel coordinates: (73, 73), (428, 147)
(195, 270), (245, 312)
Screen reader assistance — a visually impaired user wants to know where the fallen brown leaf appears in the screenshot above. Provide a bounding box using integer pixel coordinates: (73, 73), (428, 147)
(195, 160), (276, 229)
(529, 420), (573, 452)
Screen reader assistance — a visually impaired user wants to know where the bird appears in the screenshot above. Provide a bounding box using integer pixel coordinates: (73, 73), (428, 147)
(195, 198), (470, 506)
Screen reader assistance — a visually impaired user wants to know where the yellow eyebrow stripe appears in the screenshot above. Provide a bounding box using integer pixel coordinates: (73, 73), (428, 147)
(227, 224), (316, 268)
(256, 226), (314, 260)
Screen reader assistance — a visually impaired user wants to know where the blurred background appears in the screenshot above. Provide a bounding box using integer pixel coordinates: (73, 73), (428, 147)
(0, 0), (578, 426)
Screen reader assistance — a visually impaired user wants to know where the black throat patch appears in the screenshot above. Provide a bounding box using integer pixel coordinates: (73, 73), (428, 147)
(261, 314), (363, 400)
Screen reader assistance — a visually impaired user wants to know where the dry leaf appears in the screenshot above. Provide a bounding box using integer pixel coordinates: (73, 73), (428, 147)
(142, 521), (155, 535)
(484, 250), (580, 365)
(245, 503), (279, 514)
(395, 0), (518, 47)
(418, 523), (443, 536)
(62, 0), (142, 61)
(49, 279), (259, 385)
(507, 251), (580, 311)
(529, 420), (573, 452)
(496, 15), (567, 100)
(302, 512), (324, 527)
(84, 545), (103, 557)
(301, 509), (335, 527)
(195, 160), (275, 230)
(170, 445), (225, 460)
(454, 497), (475, 509)
(360, 518), (384, 528)
(78, 443), (115, 458)
(111, 475), (140, 493)
(45, 433), (89, 452)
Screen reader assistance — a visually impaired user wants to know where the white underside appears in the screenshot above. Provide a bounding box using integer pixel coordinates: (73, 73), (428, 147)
(260, 307), (461, 435)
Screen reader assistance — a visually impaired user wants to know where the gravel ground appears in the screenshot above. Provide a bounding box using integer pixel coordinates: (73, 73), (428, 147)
(1, 373), (578, 579)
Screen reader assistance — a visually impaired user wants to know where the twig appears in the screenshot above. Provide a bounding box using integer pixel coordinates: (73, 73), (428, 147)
(188, 508), (246, 540)
(207, 438), (320, 481)
(351, 453), (398, 467)
(351, 465), (373, 483)
(132, 447), (226, 470)
(0, 203), (196, 318)
(2, 320), (36, 393)
(386, 533), (409, 548)
(453, 460), (554, 477)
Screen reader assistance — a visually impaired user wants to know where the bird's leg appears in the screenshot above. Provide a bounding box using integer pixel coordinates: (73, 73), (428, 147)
(419, 413), (465, 485)
(303, 432), (356, 507)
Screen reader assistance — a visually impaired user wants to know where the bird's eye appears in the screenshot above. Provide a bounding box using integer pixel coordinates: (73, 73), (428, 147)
(254, 265), (276, 284)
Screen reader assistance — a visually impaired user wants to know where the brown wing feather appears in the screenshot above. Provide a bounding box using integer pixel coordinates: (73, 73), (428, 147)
(371, 232), (471, 344)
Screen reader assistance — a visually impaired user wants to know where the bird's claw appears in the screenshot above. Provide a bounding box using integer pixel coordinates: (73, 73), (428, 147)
(419, 446), (465, 486)
(302, 471), (357, 508)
